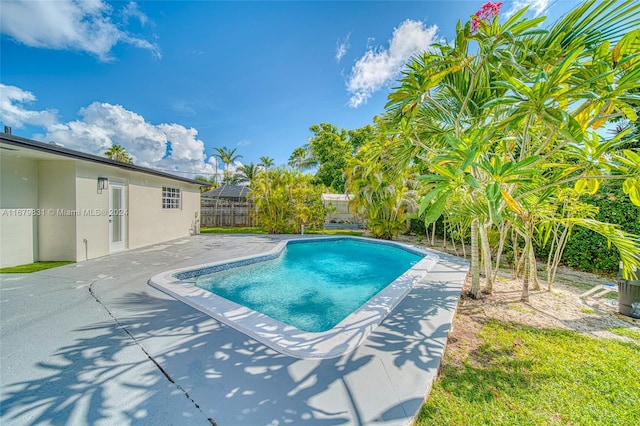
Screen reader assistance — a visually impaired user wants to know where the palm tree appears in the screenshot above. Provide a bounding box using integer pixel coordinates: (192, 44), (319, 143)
(346, 160), (412, 240)
(104, 144), (133, 163)
(235, 162), (260, 187)
(344, 133), (417, 240)
(259, 156), (275, 170)
(252, 167), (293, 233)
(288, 146), (317, 171)
(385, 0), (640, 300)
(212, 146), (243, 183)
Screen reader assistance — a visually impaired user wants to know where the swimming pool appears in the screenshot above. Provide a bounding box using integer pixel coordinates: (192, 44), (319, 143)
(149, 237), (440, 359)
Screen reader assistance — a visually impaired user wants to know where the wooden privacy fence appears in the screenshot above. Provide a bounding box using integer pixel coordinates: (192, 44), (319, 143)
(201, 199), (254, 227)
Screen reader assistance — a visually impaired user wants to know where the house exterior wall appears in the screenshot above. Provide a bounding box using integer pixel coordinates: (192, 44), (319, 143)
(75, 164), (201, 260)
(128, 177), (200, 249)
(0, 137), (202, 267)
(75, 164), (112, 261)
(38, 161), (76, 261)
(0, 156), (39, 267)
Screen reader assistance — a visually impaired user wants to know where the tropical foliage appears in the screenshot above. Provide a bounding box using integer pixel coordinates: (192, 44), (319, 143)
(382, 0), (640, 300)
(288, 146), (317, 171)
(305, 123), (352, 192)
(345, 126), (416, 240)
(251, 167), (327, 234)
(235, 162), (261, 187)
(194, 175), (216, 192)
(295, 123), (377, 192)
(104, 144), (133, 163)
(259, 156), (275, 170)
(212, 146), (243, 184)
(549, 180), (640, 276)
(611, 88), (640, 150)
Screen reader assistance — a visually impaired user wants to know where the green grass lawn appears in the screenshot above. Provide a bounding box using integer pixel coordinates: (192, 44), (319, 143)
(199, 227), (364, 236)
(0, 261), (75, 273)
(200, 226), (269, 234)
(304, 229), (364, 236)
(417, 320), (640, 425)
(610, 326), (640, 341)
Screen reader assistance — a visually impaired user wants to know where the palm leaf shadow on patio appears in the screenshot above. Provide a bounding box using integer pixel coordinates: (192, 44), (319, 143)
(0, 265), (462, 425)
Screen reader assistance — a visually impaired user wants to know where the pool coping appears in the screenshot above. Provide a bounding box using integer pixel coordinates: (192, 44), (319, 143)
(148, 236), (441, 359)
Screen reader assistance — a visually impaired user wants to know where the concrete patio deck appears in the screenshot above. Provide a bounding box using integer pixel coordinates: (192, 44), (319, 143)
(0, 234), (469, 426)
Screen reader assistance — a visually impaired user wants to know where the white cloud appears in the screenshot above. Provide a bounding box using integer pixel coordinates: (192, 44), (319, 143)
(121, 1), (148, 26)
(0, 0), (160, 62)
(347, 20), (438, 108)
(506, 0), (550, 17)
(335, 33), (351, 63)
(0, 84), (58, 129)
(172, 100), (197, 116)
(0, 85), (218, 177)
(236, 140), (251, 147)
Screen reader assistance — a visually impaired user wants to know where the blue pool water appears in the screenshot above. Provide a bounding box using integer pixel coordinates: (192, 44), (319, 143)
(194, 239), (424, 332)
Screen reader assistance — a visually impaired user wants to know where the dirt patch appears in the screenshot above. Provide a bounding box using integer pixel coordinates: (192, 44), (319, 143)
(459, 272), (638, 336)
(443, 306), (484, 368)
(395, 235), (640, 344)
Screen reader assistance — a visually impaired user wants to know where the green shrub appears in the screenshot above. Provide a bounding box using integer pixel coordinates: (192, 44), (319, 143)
(408, 217), (445, 237)
(558, 181), (640, 276)
(408, 217), (426, 235)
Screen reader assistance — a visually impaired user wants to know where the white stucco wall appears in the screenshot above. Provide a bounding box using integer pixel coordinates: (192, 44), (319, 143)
(128, 177), (201, 249)
(38, 161), (76, 261)
(75, 163), (201, 259)
(0, 156), (39, 267)
(1, 146), (202, 266)
(75, 164), (112, 261)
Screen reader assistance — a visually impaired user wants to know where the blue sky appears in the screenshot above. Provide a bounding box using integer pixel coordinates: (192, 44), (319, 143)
(1, 0), (581, 179)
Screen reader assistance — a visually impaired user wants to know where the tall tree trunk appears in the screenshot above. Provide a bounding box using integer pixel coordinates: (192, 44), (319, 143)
(471, 218), (481, 299)
(460, 224), (467, 259)
(431, 222), (436, 246)
(529, 238), (541, 290)
(516, 249), (527, 279)
(448, 224), (459, 255)
(491, 222), (509, 288)
(546, 226), (558, 291)
(442, 223), (447, 250)
(521, 229), (531, 302)
(512, 231), (520, 279)
(548, 224), (570, 291)
(479, 221), (494, 293)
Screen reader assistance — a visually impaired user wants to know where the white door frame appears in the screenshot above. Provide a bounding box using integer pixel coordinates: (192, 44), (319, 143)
(109, 182), (127, 252)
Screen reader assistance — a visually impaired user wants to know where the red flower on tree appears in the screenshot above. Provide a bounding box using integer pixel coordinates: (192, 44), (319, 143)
(471, 2), (503, 32)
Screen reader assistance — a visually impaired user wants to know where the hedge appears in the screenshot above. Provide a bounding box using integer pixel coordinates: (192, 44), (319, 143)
(553, 180), (640, 276)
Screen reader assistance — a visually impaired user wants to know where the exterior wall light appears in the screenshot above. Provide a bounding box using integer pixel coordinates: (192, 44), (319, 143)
(97, 177), (109, 192)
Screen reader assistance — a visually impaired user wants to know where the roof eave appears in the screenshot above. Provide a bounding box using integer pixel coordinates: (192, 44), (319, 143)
(1, 132), (209, 186)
